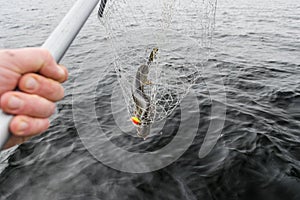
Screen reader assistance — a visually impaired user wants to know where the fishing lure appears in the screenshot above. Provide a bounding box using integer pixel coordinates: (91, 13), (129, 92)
(131, 116), (141, 125)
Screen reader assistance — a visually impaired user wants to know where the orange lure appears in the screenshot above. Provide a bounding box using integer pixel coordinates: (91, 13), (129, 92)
(131, 116), (141, 125)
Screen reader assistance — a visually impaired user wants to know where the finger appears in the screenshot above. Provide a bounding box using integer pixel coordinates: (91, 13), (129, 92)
(3, 116), (49, 149)
(0, 91), (55, 118)
(9, 115), (50, 137)
(18, 73), (65, 101)
(3, 134), (31, 150)
(58, 64), (68, 83)
(0, 48), (67, 82)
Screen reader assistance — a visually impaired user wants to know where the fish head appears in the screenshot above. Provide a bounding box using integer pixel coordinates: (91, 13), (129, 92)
(148, 48), (159, 62)
(152, 48), (158, 59)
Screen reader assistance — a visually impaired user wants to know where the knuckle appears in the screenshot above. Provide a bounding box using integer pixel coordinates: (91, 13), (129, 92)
(23, 94), (54, 116)
(41, 49), (52, 60)
(39, 49), (54, 68)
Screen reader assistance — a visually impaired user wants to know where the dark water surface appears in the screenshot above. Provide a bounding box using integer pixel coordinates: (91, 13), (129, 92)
(1, 0), (300, 199)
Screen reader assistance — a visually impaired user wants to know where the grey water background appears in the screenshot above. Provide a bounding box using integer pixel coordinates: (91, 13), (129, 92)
(0, 0), (300, 199)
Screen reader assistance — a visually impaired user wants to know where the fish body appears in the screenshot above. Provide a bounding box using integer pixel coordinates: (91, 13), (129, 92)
(131, 48), (158, 138)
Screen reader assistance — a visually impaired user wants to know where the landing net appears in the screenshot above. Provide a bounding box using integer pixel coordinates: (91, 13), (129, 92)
(98, 0), (217, 131)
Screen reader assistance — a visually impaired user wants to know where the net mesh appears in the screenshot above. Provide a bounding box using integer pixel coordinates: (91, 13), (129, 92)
(98, 0), (217, 132)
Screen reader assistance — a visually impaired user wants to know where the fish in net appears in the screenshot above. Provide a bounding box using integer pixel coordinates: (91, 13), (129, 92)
(98, 0), (217, 138)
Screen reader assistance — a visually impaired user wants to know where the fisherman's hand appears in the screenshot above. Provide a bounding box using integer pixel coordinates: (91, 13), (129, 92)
(0, 48), (68, 149)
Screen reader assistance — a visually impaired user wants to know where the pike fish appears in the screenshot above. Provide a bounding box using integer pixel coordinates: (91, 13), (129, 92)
(131, 48), (158, 139)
